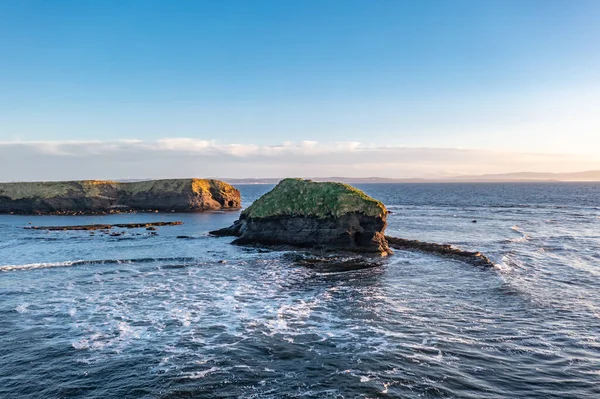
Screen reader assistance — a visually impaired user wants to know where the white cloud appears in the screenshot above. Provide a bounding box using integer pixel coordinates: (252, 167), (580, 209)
(154, 138), (214, 152)
(0, 139), (598, 181)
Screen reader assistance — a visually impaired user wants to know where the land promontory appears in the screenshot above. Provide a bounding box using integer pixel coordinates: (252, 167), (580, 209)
(211, 178), (392, 255)
(0, 178), (241, 214)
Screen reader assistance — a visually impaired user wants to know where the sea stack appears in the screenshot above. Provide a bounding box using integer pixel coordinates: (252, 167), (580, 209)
(0, 178), (241, 214)
(211, 178), (392, 255)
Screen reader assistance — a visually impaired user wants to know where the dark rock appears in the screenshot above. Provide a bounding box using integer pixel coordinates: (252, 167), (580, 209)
(26, 221), (183, 231)
(283, 252), (383, 273)
(211, 178), (391, 255)
(385, 236), (495, 267)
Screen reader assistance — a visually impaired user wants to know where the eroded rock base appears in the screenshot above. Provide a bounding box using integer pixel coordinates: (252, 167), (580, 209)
(211, 213), (392, 255)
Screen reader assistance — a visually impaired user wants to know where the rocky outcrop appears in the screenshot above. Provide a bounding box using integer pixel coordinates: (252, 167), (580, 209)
(385, 236), (495, 267)
(0, 178), (241, 214)
(211, 178), (391, 255)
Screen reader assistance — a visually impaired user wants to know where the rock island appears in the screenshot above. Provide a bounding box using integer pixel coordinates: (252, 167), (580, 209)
(211, 178), (392, 255)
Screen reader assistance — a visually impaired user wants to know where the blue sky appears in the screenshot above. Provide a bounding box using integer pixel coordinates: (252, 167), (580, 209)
(0, 1), (599, 179)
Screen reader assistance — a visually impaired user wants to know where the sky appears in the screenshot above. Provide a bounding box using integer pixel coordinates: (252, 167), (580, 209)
(1, 0), (599, 180)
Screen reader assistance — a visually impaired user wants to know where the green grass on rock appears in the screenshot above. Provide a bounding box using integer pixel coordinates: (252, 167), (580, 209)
(242, 178), (387, 219)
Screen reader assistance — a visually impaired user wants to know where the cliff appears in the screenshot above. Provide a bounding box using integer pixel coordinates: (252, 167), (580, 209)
(0, 178), (241, 214)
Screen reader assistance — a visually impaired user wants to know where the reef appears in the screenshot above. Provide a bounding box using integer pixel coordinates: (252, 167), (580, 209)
(385, 236), (495, 267)
(26, 221), (183, 231)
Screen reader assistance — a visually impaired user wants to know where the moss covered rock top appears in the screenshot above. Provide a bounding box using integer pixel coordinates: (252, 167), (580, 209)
(242, 178), (387, 219)
(0, 180), (114, 200)
(0, 178), (235, 200)
(119, 178), (234, 197)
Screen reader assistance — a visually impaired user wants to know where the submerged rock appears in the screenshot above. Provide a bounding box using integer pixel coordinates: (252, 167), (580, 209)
(283, 252), (384, 273)
(26, 221), (183, 231)
(385, 236), (495, 267)
(211, 178), (391, 255)
(0, 178), (241, 214)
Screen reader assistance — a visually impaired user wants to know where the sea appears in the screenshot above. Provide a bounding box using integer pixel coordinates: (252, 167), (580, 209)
(1, 183), (599, 398)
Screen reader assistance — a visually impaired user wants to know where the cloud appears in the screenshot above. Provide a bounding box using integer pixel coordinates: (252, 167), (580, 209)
(0, 139), (598, 181)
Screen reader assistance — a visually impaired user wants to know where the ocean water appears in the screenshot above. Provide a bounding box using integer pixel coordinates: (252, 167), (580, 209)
(1, 183), (599, 398)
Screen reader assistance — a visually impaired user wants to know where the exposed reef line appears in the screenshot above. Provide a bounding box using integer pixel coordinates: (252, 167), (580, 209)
(385, 236), (495, 267)
(26, 221), (183, 231)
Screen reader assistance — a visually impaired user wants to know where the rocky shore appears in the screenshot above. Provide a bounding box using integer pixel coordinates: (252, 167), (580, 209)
(211, 178), (392, 255)
(0, 178), (240, 214)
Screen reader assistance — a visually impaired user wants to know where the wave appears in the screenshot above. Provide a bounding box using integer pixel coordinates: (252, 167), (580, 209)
(496, 253), (527, 272)
(508, 225), (531, 243)
(184, 367), (224, 380)
(0, 256), (199, 272)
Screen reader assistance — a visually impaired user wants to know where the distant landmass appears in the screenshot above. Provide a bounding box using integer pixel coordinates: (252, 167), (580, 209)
(440, 170), (600, 182)
(223, 177), (426, 184)
(223, 170), (600, 184)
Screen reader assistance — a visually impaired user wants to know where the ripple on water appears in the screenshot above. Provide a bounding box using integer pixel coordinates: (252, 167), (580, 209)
(1, 183), (600, 398)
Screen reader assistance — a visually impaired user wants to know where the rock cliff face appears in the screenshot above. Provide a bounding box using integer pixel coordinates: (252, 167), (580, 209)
(0, 178), (241, 214)
(211, 178), (391, 255)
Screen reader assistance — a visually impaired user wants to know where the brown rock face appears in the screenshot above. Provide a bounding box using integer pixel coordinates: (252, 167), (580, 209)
(0, 178), (241, 214)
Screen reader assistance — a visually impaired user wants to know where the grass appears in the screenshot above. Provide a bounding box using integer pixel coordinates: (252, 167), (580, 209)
(0, 178), (235, 200)
(0, 180), (114, 200)
(243, 178), (387, 219)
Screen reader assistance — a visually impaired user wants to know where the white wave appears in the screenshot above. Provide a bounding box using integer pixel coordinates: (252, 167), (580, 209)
(496, 253), (525, 272)
(509, 235), (530, 243)
(510, 225), (522, 233)
(0, 257), (196, 272)
(1, 260), (85, 272)
(15, 303), (29, 313)
(382, 382), (391, 394)
(509, 225), (531, 243)
(72, 338), (90, 350)
(185, 367), (222, 379)
(170, 308), (192, 327)
(261, 299), (320, 337)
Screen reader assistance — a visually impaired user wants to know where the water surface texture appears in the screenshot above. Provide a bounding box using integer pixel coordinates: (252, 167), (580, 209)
(1, 183), (599, 398)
